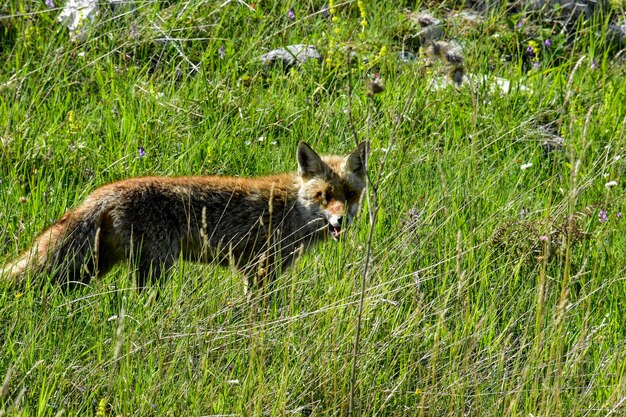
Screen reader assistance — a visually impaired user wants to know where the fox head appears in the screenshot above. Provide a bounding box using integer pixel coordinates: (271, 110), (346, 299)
(297, 141), (369, 240)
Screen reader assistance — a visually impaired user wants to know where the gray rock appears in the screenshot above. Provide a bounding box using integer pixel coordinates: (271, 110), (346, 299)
(525, 0), (605, 22)
(449, 10), (484, 26)
(407, 11), (444, 44)
(538, 125), (565, 154)
(608, 20), (626, 46)
(259, 44), (322, 70)
(397, 51), (417, 63)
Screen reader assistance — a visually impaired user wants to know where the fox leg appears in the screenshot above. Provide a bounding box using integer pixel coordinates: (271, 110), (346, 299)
(134, 250), (178, 289)
(241, 252), (282, 302)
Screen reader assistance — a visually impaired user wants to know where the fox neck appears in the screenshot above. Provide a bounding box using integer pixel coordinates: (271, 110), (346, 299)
(250, 173), (328, 246)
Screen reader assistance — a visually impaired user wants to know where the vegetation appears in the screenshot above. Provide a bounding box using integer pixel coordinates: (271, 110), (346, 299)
(1, 0), (626, 415)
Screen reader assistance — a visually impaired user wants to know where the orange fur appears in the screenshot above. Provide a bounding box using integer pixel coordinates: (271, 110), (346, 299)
(1, 142), (368, 295)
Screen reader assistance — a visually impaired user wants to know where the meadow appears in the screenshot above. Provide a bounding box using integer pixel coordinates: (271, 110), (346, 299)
(1, 0), (626, 415)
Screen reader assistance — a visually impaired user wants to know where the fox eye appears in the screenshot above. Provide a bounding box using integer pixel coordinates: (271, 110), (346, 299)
(346, 190), (356, 199)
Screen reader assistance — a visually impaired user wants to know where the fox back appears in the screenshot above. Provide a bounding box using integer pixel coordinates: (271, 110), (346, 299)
(1, 141), (368, 293)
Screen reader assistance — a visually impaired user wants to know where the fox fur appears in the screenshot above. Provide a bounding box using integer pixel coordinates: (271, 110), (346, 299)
(1, 141), (368, 292)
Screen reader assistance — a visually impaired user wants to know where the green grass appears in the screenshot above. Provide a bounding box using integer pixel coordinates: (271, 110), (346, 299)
(2, 0), (626, 415)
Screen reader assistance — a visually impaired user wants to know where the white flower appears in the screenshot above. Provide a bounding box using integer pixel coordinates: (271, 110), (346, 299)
(58, 0), (98, 41)
(605, 180), (618, 188)
(520, 163), (532, 170)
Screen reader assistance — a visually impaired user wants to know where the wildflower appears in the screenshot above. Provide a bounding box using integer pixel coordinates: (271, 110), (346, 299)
(321, 5), (330, 18)
(539, 235), (549, 242)
(219, 44), (226, 59)
(533, 61), (540, 69)
(45, 0), (55, 8)
(138, 147), (146, 158)
(287, 9), (295, 21)
(544, 39), (551, 49)
(526, 45), (535, 58)
(520, 162), (532, 170)
(520, 206), (527, 219)
(605, 180), (618, 188)
(516, 19), (524, 29)
(68, 141), (75, 150)
(591, 59), (597, 70)
(598, 209), (608, 223)
(617, 212), (622, 220)
(15, 292), (23, 299)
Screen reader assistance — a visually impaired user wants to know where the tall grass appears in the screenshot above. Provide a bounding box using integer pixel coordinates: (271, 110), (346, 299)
(1, 0), (626, 415)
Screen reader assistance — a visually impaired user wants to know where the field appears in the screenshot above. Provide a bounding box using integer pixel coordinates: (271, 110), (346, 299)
(1, 0), (626, 415)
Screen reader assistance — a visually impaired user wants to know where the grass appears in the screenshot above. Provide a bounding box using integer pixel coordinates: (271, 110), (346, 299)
(1, 0), (626, 415)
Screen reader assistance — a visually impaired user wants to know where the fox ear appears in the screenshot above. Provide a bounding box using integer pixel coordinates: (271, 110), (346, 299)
(345, 141), (369, 179)
(297, 141), (325, 178)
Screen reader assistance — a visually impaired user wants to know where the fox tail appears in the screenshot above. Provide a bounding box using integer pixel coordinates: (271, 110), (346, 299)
(1, 200), (109, 285)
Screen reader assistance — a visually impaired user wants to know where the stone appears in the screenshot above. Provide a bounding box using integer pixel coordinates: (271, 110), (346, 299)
(608, 19), (626, 46)
(397, 50), (417, 63)
(259, 44), (322, 70)
(406, 11), (444, 44)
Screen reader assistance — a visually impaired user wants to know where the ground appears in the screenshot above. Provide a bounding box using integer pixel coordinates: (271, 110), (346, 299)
(1, 1), (626, 415)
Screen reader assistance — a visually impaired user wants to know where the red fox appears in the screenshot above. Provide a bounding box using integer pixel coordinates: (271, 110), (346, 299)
(1, 141), (368, 293)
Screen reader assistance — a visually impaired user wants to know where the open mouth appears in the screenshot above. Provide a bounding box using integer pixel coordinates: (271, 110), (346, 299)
(329, 224), (342, 240)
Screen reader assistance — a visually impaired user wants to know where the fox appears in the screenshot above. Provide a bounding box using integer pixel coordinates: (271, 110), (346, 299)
(0, 141), (369, 295)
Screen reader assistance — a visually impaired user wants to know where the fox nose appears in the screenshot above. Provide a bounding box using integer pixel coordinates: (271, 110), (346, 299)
(330, 216), (344, 228)
(328, 215), (344, 240)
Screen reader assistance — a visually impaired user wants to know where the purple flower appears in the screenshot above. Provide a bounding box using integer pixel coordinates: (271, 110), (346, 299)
(68, 141), (75, 150)
(599, 209), (608, 223)
(138, 147), (146, 158)
(321, 5), (330, 19)
(540, 235), (549, 242)
(617, 212), (622, 220)
(544, 39), (551, 49)
(526, 46), (535, 58)
(591, 59), (597, 70)
(516, 19), (524, 29)
(45, 0), (55, 8)
(288, 9), (296, 21)
(219, 44), (225, 59)
(533, 61), (540, 69)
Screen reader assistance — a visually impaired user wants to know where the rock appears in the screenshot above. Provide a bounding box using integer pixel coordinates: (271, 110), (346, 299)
(524, 0), (605, 23)
(259, 44), (322, 70)
(608, 20), (626, 46)
(406, 11), (444, 44)
(449, 10), (484, 27)
(58, 0), (133, 41)
(538, 125), (565, 153)
(397, 50), (417, 63)
(431, 73), (531, 95)
(58, 0), (99, 41)
(448, 10), (484, 36)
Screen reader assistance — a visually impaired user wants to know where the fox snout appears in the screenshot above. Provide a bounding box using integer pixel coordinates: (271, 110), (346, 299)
(327, 214), (345, 240)
(325, 203), (358, 240)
